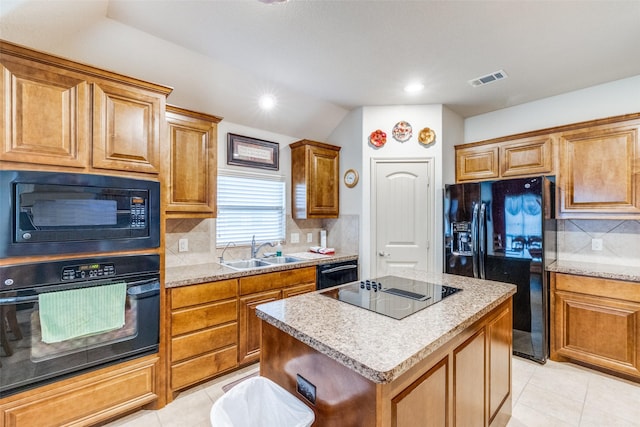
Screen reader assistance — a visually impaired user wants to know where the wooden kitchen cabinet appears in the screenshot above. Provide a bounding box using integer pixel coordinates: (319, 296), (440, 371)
(168, 279), (239, 393)
(165, 105), (222, 218)
(558, 119), (640, 218)
(238, 267), (316, 365)
(91, 80), (165, 174)
(0, 355), (159, 427)
(551, 273), (640, 382)
(456, 144), (499, 182)
(455, 135), (554, 182)
(290, 139), (341, 219)
(0, 40), (171, 175)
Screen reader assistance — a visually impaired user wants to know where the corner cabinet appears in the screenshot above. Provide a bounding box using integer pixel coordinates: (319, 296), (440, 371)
(165, 105), (222, 218)
(0, 40), (171, 175)
(551, 273), (640, 382)
(558, 118), (640, 218)
(290, 139), (340, 219)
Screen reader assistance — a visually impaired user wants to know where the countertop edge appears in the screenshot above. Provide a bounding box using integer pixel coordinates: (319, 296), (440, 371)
(547, 261), (640, 283)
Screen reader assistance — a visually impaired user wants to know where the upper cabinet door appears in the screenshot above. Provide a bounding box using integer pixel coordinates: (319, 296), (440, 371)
(165, 105), (222, 218)
(0, 57), (90, 168)
(92, 81), (164, 174)
(290, 139), (340, 219)
(559, 120), (640, 218)
(455, 144), (499, 182)
(500, 135), (554, 177)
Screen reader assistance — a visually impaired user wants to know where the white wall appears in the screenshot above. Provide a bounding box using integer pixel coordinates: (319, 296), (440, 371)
(464, 75), (640, 143)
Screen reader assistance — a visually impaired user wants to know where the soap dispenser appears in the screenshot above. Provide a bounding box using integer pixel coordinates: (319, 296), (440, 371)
(275, 241), (283, 257)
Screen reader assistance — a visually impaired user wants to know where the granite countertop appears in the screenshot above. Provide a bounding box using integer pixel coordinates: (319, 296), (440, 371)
(547, 260), (640, 283)
(165, 252), (358, 288)
(255, 269), (516, 384)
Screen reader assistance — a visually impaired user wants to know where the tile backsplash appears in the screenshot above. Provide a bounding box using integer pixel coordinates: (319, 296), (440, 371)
(165, 215), (359, 268)
(556, 219), (640, 266)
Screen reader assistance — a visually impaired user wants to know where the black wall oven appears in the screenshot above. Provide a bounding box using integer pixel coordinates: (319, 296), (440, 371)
(0, 254), (160, 397)
(0, 170), (160, 258)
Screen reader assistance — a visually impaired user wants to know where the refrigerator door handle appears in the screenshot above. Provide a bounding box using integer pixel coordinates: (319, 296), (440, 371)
(471, 203), (479, 278)
(479, 202), (487, 279)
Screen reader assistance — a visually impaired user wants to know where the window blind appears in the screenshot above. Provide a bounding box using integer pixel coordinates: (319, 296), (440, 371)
(217, 170), (285, 247)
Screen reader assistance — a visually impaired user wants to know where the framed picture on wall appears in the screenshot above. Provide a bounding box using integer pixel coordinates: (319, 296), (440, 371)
(226, 133), (279, 170)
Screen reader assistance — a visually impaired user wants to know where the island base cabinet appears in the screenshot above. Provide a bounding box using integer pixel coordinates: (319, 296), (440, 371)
(0, 355), (159, 427)
(260, 298), (512, 427)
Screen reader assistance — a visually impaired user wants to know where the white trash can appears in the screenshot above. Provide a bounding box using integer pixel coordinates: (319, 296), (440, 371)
(210, 376), (315, 427)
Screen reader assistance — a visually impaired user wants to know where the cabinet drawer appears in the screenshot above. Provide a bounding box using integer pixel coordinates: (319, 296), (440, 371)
(171, 299), (237, 336)
(240, 267), (316, 295)
(171, 322), (238, 362)
(0, 357), (157, 427)
(555, 273), (640, 302)
(171, 279), (237, 309)
(171, 346), (238, 390)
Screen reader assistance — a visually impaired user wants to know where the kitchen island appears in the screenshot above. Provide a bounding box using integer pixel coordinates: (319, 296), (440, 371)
(256, 269), (516, 427)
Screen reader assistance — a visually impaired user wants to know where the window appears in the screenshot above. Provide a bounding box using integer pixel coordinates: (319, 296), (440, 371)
(217, 170), (285, 247)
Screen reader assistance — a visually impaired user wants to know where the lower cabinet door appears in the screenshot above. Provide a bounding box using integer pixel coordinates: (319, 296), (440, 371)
(238, 290), (281, 365)
(392, 357), (449, 427)
(453, 330), (486, 427)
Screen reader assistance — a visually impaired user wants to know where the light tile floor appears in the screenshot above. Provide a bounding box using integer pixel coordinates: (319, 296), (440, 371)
(105, 357), (640, 427)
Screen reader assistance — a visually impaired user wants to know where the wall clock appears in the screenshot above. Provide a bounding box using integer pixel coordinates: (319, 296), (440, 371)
(344, 169), (359, 188)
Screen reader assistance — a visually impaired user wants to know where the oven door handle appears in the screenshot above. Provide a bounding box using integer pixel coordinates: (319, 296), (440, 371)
(319, 264), (358, 275)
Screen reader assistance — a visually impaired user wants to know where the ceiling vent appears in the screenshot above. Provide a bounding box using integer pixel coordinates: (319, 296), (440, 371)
(468, 70), (508, 87)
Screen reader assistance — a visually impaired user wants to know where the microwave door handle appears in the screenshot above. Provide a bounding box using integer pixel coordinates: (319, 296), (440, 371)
(479, 202), (487, 279)
(471, 203), (479, 278)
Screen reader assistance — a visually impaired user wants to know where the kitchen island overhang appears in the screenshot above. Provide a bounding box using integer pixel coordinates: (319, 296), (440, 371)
(256, 270), (516, 426)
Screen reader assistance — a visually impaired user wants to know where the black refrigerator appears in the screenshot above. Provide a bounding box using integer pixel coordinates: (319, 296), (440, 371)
(444, 176), (556, 363)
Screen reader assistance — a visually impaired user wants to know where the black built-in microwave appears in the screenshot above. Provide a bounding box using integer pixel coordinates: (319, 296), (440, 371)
(0, 170), (160, 257)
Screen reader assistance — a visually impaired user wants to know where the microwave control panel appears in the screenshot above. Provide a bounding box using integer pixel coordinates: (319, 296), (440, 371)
(130, 196), (147, 228)
(62, 263), (116, 281)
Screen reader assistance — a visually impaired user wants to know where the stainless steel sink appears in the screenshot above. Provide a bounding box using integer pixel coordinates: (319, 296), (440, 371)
(263, 256), (303, 265)
(222, 259), (271, 270)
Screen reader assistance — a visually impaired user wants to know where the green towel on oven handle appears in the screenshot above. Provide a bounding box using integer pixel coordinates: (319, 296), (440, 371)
(38, 282), (127, 344)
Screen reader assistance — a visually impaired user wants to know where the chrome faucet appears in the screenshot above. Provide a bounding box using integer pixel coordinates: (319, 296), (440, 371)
(251, 235), (274, 259)
(219, 241), (236, 263)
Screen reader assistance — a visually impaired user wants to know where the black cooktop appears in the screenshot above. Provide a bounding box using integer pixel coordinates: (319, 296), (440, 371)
(319, 276), (462, 320)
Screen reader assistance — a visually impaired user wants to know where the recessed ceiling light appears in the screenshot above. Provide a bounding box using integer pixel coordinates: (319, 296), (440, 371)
(404, 82), (425, 93)
(259, 94), (277, 110)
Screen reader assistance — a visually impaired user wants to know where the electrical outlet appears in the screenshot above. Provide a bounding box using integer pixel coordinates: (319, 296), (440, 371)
(178, 238), (189, 252)
(591, 238), (603, 251)
(291, 233), (300, 244)
(307, 232), (313, 243)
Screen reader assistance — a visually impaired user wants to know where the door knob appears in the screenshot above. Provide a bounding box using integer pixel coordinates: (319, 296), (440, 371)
(378, 251), (389, 257)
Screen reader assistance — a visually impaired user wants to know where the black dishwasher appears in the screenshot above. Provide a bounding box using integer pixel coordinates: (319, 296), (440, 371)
(316, 259), (359, 290)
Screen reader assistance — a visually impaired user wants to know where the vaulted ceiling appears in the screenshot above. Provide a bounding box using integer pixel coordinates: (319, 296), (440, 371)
(2, 0), (639, 139)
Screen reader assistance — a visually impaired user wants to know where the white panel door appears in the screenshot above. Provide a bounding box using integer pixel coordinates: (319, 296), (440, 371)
(373, 160), (431, 277)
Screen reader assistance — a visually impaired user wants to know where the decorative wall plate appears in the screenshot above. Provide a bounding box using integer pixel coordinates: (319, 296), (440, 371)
(369, 129), (387, 147)
(392, 121), (412, 142)
(418, 127), (436, 145)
